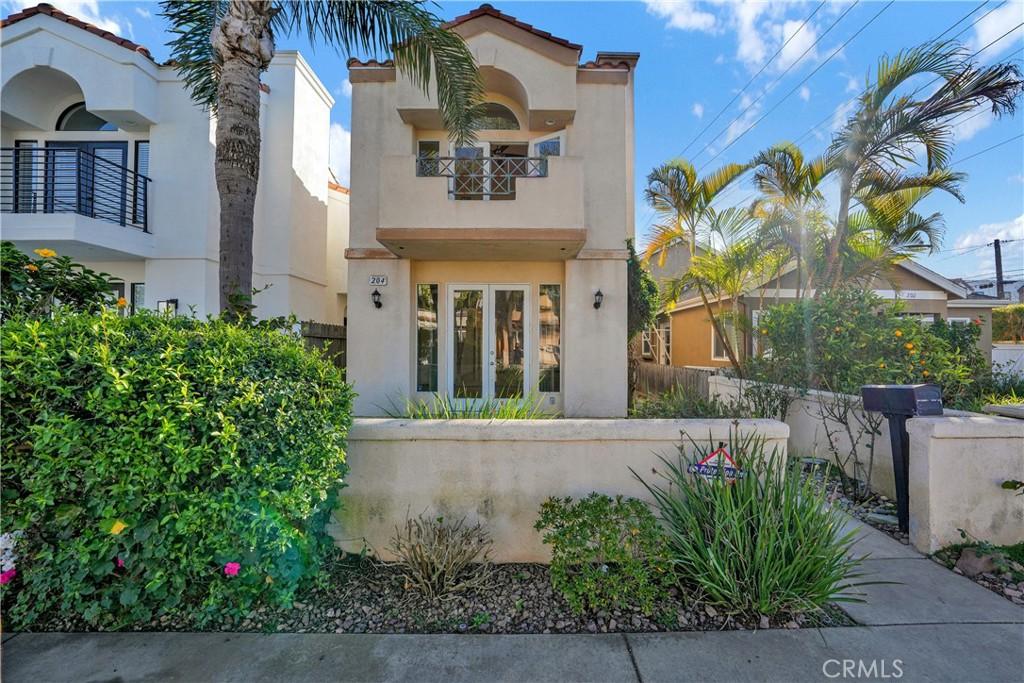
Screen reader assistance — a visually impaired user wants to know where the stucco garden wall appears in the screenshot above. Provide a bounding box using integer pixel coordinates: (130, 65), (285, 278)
(329, 418), (789, 563)
(908, 416), (1024, 553)
(708, 375), (975, 499)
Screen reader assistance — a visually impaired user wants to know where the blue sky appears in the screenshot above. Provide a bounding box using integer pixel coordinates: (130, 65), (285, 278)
(10, 1), (1023, 285)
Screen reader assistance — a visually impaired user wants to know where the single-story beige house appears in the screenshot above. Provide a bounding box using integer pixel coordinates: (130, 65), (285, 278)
(646, 259), (1011, 368)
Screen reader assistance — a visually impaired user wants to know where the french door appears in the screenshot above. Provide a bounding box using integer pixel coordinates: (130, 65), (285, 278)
(447, 284), (530, 402)
(44, 141), (128, 223)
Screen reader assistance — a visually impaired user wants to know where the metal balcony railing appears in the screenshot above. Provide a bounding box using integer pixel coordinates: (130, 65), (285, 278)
(0, 147), (151, 231)
(415, 156), (548, 199)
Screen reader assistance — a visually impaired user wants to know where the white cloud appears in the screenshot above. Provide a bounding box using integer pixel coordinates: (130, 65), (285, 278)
(1, 1), (123, 34)
(799, 85), (810, 102)
(692, 102), (705, 118)
(778, 18), (817, 70)
(952, 110), (995, 143)
(1010, 174), (1024, 184)
(828, 97), (857, 134)
(335, 78), (352, 98)
(134, 6), (151, 19)
(329, 122), (351, 186)
(725, 92), (760, 144)
(644, 1), (824, 72)
(953, 214), (1024, 276)
(970, 3), (1024, 60)
(644, 0), (717, 31)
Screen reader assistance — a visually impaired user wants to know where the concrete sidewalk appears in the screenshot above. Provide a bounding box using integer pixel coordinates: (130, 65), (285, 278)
(2, 519), (1022, 683)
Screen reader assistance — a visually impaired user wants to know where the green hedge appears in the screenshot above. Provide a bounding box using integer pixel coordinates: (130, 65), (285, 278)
(993, 304), (1024, 343)
(0, 312), (353, 628)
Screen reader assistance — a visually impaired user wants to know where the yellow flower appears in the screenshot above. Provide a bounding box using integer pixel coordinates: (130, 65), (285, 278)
(919, 360), (925, 366)
(760, 328), (768, 335)
(878, 362), (886, 369)
(922, 370), (930, 377)
(116, 297), (128, 309)
(904, 342), (914, 351)
(110, 519), (127, 535)
(33, 248), (57, 259)
(834, 326), (842, 333)
(894, 329), (903, 338)
(23, 264), (38, 272)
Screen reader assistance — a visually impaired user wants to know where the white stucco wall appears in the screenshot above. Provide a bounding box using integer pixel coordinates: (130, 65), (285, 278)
(2, 19), (346, 324)
(908, 416), (1024, 553)
(330, 417), (789, 563)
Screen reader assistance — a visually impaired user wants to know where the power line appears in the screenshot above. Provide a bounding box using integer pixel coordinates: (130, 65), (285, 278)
(678, 1), (828, 159)
(690, 1), (861, 165)
(951, 133), (1024, 164)
(696, 1), (895, 174)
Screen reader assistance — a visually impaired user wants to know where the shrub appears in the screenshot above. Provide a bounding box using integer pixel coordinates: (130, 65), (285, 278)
(1, 241), (117, 321)
(386, 392), (555, 419)
(636, 432), (866, 616)
(747, 289), (977, 408)
(534, 493), (671, 615)
(0, 311), (353, 628)
(993, 304), (1024, 343)
(388, 515), (493, 600)
(629, 381), (796, 420)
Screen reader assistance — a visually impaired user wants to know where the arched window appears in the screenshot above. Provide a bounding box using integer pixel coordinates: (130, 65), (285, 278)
(478, 102), (519, 130)
(56, 102), (118, 132)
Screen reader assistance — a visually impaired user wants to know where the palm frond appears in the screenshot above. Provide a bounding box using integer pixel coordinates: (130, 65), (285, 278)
(160, 0), (228, 110)
(284, 0), (484, 144)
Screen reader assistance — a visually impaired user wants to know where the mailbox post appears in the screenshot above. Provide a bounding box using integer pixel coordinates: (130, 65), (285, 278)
(860, 384), (943, 533)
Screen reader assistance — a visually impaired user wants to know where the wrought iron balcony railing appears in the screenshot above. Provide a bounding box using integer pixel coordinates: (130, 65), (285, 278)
(1, 147), (151, 231)
(415, 156), (548, 199)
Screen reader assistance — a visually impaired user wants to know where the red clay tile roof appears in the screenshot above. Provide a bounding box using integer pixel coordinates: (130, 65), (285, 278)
(347, 57), (395, 68)
(328, 181), (350, 195)
(443, 3), (582, 52)
(578, 60), (633, 70)
(1, 3), (154, 61)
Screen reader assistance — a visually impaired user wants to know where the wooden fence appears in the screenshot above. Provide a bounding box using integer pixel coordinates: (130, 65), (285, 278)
(636, 362), (714, 398)
(300, 321), (346, 368)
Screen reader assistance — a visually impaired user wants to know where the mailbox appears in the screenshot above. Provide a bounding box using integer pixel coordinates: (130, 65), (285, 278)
(861, 384), (943, 416)
(861, 384), (944, 534)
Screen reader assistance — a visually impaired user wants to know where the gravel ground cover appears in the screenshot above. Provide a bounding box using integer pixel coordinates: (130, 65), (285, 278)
(8, 553), (854, 634)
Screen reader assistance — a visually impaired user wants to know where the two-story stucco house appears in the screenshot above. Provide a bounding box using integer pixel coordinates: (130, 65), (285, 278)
(345, 4), (637, 417)
(1, 4), (349, 323)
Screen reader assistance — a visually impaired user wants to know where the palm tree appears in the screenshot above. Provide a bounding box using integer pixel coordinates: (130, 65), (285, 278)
(824, 40), (1023, 291)
(160, 1), (483, 318)
(643, 158), (748, 369)
(749, 142), (829, 298)
(661, 207), (758, 373)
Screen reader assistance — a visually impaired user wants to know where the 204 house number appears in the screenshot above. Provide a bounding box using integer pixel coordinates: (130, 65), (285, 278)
(368, 275), (388, 287)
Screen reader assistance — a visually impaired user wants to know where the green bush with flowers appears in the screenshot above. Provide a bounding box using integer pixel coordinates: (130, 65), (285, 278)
(745, 289), (977, 407)
(0, 310), (353, 628)
(1, 241), (119, 321)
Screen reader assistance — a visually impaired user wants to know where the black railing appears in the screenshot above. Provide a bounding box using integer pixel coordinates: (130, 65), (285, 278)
(0, 147), (151, 231)
(416, 156), (548, 199)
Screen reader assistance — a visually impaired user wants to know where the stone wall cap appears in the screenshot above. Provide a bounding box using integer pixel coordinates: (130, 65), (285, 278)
(908, 415), (1024, 439)
(350, 417), (789, 442)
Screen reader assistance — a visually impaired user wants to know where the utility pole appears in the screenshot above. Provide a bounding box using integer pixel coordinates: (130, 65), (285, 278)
(994, 239), (1004, 299)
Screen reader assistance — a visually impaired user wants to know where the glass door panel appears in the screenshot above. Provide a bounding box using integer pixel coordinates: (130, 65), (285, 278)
(451, 288), (485, 399)
(452, 145), (487, 200)
(492, 288), (526, 398)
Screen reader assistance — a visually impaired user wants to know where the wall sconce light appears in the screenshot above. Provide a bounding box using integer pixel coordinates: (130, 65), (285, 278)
(593, 290), (604, 309)
(157, 298), (178, 314)
(371, 289), (382, 309)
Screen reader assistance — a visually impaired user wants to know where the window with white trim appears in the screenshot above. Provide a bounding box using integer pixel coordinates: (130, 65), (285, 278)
(657, 320), (671, 365)
(712, 320), (736, 361)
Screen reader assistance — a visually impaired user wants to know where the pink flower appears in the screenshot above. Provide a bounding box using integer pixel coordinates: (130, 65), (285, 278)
(116, 557), (125, 568)
(0, 568), (16, 585)
(224, 562), (241, 577)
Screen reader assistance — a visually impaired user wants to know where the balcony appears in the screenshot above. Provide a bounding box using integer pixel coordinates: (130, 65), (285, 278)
(377, 155), (585, 260)
(0, 147), (153, 259)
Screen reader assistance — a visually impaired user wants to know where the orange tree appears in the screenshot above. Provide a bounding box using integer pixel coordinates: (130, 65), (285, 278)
(745, 289), (976, 407)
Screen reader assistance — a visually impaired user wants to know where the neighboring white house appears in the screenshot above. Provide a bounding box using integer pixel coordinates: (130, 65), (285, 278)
(0, 3), (348, 323)
(345, 3), (637, 417)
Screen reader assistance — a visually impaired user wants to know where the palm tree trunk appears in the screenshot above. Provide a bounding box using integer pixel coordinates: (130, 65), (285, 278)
(821, 169), (853, 297)
(699, 283), (743, 376)
(212, 0), (275, 318)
